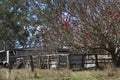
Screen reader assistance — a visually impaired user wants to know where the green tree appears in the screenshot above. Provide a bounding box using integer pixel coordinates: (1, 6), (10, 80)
(0, 0), (29, 49)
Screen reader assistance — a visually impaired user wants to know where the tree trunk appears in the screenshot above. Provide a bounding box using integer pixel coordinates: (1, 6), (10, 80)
(105, 43), (120, 67)
(111, 54), (120, 67)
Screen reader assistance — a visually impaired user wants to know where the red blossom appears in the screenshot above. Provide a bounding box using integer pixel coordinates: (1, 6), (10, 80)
(79, 4), (83, 7)
(114, 12), (120, 18)
(57, 13), (61, 17)
(76, 31), (80, 35)
(112, 12), (120, 24)
(81, 10), (86, 14)
(112, 21), (119, 24)
(94, 0), (100, 2)
(108, 11), (112, 15)
(72, 21), (77, 25)
(103, 17), (107, 21)
(62, 21), (69, 29)
(113, 18), (118, 21)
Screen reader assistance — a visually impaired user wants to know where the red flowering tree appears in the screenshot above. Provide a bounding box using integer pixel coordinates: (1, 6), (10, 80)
(31, 0), (120, 67)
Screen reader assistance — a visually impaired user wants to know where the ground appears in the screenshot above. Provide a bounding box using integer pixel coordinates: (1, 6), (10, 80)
(0, 68), (120, 80)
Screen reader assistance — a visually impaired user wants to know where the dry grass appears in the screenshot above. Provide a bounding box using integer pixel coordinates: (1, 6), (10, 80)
(0, 67), (120, 80)
(0, 69), (35, 80)
(0, 68), (71, 80)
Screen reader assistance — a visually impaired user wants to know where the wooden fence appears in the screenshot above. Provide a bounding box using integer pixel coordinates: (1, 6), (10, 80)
(9, 53), (112, 70)
(69, 53), (112, 70)
(9, 55), (34, 72)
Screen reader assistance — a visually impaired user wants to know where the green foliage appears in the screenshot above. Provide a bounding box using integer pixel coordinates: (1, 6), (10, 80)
(0, 0), (29, 49)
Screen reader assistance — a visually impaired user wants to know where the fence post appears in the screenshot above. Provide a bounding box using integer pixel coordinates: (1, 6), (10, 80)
(38, 56), (41, 68)
(81, 54), (84, 68)
(29, 55), (34, 72)
(8, 58), (11, 73)
(95, 54), (98, 70)
(47, 56), (50, 69)
(67, 54), (70, 69)
(57, 55), (60, 69)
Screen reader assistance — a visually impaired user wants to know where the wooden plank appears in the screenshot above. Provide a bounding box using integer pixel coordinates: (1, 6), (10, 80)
(10, 55), (31, 58)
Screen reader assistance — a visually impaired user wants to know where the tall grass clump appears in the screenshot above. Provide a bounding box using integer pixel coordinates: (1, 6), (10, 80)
(0, 69), (36, 80)
(0, 69), (9, 80)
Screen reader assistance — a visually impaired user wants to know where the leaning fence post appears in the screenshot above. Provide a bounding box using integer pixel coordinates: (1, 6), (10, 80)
(29, 55), (34, 72)
(95, 54), (98, 70)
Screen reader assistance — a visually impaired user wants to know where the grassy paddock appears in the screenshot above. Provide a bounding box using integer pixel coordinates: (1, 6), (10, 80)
(0, 68), (120, 80)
